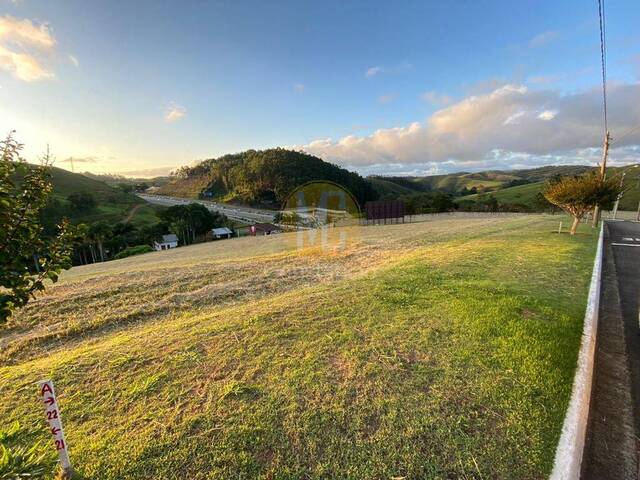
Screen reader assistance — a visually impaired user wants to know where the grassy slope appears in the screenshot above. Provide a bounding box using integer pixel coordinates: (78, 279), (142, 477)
(367, 177), (416, 197)
(43, 167), (162, 226)
(459, 165), (640, 210)
(157, 174), (210, 199)
(459, 182), (545, 205)
(0, 216), (596, 479)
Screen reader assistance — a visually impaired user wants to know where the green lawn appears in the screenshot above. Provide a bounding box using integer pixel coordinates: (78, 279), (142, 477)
(0, 215), (596, 479)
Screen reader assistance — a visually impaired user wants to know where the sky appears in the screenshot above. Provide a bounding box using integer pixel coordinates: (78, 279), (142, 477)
(1, 0), (639, 177)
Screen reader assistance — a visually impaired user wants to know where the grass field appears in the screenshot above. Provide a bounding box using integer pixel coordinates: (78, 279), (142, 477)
(0, 215), (597, 479)
(461, 165), (640, 211)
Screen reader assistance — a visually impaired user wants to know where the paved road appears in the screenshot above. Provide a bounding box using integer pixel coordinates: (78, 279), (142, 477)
(138, 194), (276, 224)
(582, 221), (640, 479)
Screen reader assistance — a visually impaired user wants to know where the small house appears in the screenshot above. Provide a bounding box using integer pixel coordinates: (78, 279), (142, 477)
(154, 234), (179, 251)
(250, 223), (281, 236)
(212, 227), (233, 239)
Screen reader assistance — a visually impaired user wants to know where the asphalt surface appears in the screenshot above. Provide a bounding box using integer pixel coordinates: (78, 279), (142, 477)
(138, 194), (276, 224)
(582, 221), (640, 479)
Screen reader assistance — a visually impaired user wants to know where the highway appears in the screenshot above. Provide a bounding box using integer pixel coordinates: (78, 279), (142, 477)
(582, 220), (640, 479)
(138, 194), (276, 224)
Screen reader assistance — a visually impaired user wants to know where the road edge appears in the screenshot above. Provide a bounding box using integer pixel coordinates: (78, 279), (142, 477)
(549, 225), (604, 480)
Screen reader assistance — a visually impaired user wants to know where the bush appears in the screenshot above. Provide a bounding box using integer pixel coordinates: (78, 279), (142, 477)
(113, 244), (154, 259)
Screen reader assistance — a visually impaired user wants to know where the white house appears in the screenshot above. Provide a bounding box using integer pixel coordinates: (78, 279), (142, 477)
(212, 227), (233, 239)
(154, 234), (179, 251)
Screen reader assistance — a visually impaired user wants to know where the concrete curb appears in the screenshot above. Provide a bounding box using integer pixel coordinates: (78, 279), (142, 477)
(549, 225), (604, 480)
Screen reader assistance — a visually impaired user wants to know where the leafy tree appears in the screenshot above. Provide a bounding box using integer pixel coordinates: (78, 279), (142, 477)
(67, 191), (96, 212)
(543, 173), (622, 235)
(173, 148), (378, 207)
(89, 221), (112, 261)
(401, 191), (454, 214)
(0, 133), (74, 322)
(159, 203), (230, 244)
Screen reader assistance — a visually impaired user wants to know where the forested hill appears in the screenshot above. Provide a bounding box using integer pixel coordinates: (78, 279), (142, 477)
(158, 148), (378, 207)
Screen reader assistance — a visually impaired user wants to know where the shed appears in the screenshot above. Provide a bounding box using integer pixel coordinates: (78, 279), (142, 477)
(212, 227), (233, 239)
(154, 233), (179, 251)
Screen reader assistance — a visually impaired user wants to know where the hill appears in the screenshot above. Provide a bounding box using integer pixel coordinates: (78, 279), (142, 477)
(459, 165), (640, 211)
(368, 165), (640, 212)
(24, 166), (163, 228)
(158, 148), (378, 207)
(1, 215), (596, 478)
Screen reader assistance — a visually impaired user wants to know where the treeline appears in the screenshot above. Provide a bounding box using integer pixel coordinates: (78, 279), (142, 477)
(389, 190), (559, 215)
(43, 200), (232, 265)
(168, 148), (378, 207)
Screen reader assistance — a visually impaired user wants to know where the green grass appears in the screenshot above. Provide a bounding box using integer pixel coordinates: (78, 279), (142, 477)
(36, 166), (164, 226)
(0, 216), (597, 479)
(460, 181), (545, 205)
(460, 165), (640, 211)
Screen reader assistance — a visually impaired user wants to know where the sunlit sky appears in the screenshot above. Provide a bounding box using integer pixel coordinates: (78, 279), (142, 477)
(1, 0), (639, 177)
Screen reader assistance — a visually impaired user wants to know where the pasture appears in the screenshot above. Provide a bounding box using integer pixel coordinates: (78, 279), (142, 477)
(0, 215), (596, 479)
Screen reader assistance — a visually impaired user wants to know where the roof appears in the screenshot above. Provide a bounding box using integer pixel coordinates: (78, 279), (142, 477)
(212, 227), (233, 235)
(161, 234), (179, 243)
(253, 223), (278, 231)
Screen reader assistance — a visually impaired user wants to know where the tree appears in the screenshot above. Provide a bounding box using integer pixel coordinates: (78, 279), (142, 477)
(0, 133), (74, 322)
(89, 221), (111, 261)
(67, 191), (96, 212)
(159, 203), (230, 244)
(543, 173), (622, 235)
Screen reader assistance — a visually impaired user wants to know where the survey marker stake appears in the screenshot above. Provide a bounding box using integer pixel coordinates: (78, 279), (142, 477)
(37, 379), (73, 478)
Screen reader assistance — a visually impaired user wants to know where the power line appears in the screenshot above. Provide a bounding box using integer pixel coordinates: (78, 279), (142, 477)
(597, 0), (608, 134)
(612, 123), (640, 145)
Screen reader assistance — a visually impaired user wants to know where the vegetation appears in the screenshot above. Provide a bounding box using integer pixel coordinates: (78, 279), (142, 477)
(1, 215), (597, 478)
(401, 191), (455, 214)
(113, 245), (155, 260)
(158, 203), (233, 245)
(456, 165), (640, 213)
(543, 173), (622, 234)
(159, 148), (378, 207)
(0, 422), (52, 479)
(0, 134), (74, 322)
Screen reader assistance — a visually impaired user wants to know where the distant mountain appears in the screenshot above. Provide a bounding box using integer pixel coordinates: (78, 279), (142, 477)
(158, 148), (378, 207)
(369, 164), (640, 211)
(82, 172), (170, 187)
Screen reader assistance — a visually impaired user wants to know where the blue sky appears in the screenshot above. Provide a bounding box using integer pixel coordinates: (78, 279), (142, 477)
(1, 0), (639, 176)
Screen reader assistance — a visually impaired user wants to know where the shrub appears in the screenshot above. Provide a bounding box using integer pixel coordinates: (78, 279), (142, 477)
(113, 244), (154, 259)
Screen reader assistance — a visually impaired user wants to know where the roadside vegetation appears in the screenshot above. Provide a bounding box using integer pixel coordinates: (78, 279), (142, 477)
(1, 215), (597, 479)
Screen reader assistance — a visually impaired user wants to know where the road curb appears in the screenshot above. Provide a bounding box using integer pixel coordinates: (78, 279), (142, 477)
(549, 225), (604, 480)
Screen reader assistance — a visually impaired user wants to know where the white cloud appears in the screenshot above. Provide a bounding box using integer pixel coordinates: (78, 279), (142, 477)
(296, 83), (640, 171)
(503, 111), (526, 125)
(293, 83), (305, 93)
(365, 66), (382, 78)
(68, 54), (79, 67)
(365, 62), (412, 79)
(421, 90), (452, 106)
(378, 93), (395, 104)
(0, 15), (56, 81)
(538, 110), (557, 121)
(529, 30), (560, 48)
(164, 102), (187, 123)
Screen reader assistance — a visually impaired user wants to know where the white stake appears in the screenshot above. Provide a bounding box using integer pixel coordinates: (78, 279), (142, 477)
(558, 221), (562, 234)
(37, 380), (73, 478)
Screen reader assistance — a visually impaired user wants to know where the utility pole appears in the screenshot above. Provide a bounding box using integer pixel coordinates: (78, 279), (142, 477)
(592, 131), (610, 227)
(611, 172), (626, 220)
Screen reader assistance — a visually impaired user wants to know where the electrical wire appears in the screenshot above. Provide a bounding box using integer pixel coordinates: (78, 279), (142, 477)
(597, 0), (608, 134)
